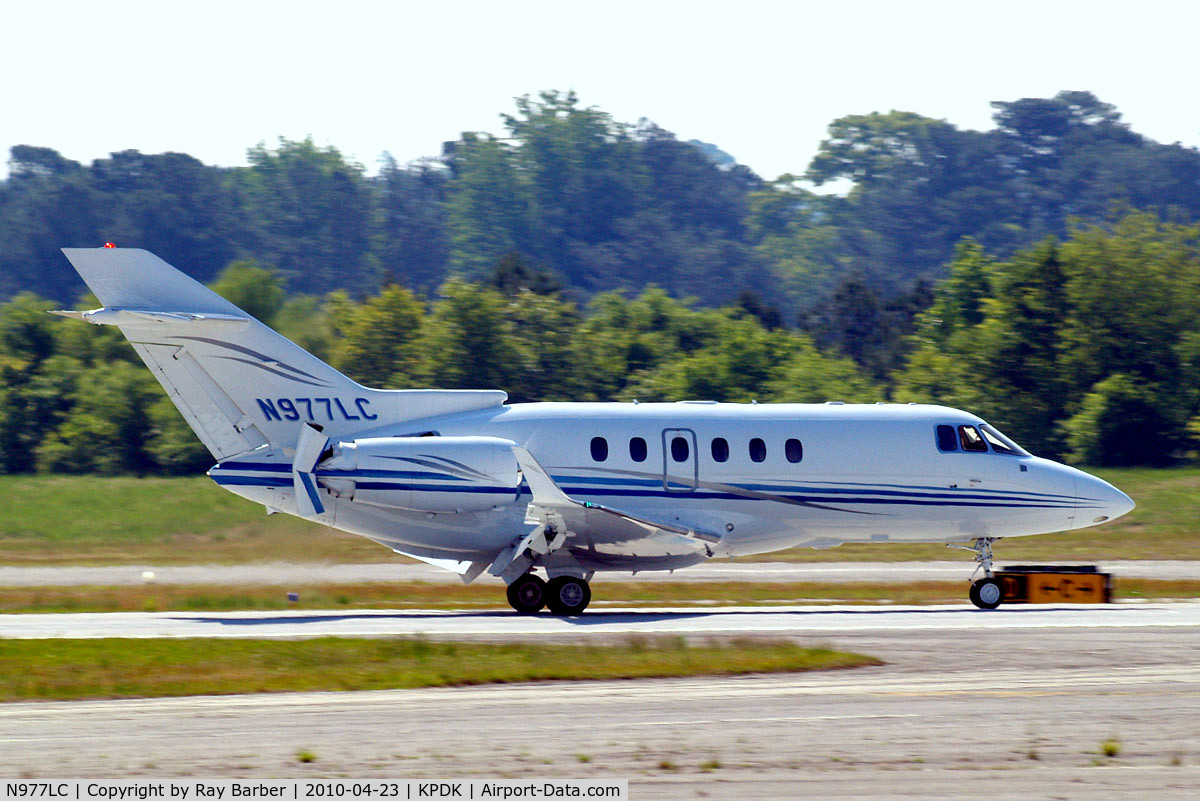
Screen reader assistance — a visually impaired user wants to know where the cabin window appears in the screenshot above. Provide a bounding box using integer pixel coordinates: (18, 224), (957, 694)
(749, 437), (767, 463)
(785, 438), (803, 463)
(980, 424), (1027, 456)
(629, 436), (648, 462)
(671, 436), (690, 462)
(590, 436), (609, 462)
(958, 425), (988, 453)
(711, 437), (729, 462)
(936, 425), (958, 452)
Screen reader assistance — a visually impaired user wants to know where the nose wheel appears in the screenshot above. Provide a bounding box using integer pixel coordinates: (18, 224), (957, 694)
(950, 537), (1005, 610)
(969, 577), (1003, 609)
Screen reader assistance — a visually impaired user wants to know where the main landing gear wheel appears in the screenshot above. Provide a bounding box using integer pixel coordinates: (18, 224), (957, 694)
(970, 577), (1003, 610)
(545, 576), (591, 616)
(506, 573), (546, 614)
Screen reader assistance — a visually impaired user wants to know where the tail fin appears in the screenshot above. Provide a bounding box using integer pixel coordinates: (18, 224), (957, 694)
(59, 248), (506, 458)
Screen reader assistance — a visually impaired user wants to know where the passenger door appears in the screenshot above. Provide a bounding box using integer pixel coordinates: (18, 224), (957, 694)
(661, 428), (698, 492)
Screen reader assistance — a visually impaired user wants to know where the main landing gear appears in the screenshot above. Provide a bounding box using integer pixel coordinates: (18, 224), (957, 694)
(505, 572), (592, 616)
(950, 537), (1004, 610)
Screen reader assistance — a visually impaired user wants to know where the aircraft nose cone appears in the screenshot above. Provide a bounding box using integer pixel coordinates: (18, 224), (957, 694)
(1077, 474), (1135, 527)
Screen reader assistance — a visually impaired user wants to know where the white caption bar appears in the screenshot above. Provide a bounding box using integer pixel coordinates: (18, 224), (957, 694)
(0, 782), (627, 801)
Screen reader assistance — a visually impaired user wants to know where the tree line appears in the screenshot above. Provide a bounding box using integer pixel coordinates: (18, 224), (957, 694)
(5, 90), (1200, 318)
(1, 209), (1198, 472)
(3, 89), (1200, 470)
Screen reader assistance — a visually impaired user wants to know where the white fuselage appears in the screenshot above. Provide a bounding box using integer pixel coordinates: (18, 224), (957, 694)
(55, 248), (1137, 601)
(210, 401), (1134, 574)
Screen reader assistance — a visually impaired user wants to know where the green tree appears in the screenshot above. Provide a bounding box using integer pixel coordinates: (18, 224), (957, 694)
(328, 284), (426, 387)
(915, 238), (994, 345)
(209, 260), (285, 324)
(0, 293), (64, 472)
(1064, 374), (1179, 466)
(502, 289), (582, 402)
(570, 288), (725, 400)
(228, 137), (373, 294)
(35, 361), (159, 474)
(488, 251), (562, 297)
(1059, 213), (1200, 396)
(272, 294), (332, 362)
(967, 239), (1069, 455)
(767, 339), (883, 403)
(623, 315), (794, 402)
(444, 134), (531, 279)
(372, 155), (450, 293)
(146, 395), (213, 474)
(419, 279), (518, 390)
(0, 292), (58, 367)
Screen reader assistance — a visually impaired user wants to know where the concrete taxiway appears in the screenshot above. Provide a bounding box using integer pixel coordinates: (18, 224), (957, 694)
(1, 613), (1198, 799)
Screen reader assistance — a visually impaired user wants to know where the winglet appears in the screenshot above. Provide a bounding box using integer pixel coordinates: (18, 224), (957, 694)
(512, 446), (575, 507)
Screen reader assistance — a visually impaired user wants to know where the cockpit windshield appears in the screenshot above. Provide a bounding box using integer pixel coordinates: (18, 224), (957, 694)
(979, 423), (1029, 456)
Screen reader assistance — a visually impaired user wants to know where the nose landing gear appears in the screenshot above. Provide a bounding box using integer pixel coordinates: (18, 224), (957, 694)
(969, 575), (1003, 610)
(950, 537), (1004, 610)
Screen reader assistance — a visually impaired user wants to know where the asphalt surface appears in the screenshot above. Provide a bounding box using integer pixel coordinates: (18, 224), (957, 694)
(1, 602), (1199, 639)
(3, 564), (1198, 799)
(1, 559), (1198, 586)
(1, 613), (1197, 799)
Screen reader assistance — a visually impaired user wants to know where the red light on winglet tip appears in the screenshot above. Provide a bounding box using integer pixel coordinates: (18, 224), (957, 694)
(103, 242), (116, 248)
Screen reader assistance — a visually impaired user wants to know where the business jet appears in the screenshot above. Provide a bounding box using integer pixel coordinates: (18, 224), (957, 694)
(55, 247), (1135, 614)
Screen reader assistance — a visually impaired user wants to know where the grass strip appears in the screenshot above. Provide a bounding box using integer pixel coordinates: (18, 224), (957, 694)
(3, 466), (1200, 564)
(0, 637), (879, 701)
(1, 579), (1197, 614)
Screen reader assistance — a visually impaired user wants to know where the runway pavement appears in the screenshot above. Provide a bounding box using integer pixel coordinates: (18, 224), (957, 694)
(1, 617), (1198, 799)
(1, 600), (1199, 639)
(4, 567), (1199, 799)
(1, 559), (1198, 586)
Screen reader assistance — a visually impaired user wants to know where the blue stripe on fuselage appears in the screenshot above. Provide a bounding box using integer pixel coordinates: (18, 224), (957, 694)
(209, 472), (1079, 509)
(212, 462), (1077, 504)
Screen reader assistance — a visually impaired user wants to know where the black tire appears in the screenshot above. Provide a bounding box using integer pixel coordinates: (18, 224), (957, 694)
(545, 576), (591, 616)
(506, 573), (546, 614)
(970, 577), (1003, 610)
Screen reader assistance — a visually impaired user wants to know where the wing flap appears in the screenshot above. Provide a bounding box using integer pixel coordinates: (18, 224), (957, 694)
(511, 446), (722, 561)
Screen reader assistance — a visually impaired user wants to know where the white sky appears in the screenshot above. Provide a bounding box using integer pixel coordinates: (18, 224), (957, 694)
(3, 0), (1198, 181)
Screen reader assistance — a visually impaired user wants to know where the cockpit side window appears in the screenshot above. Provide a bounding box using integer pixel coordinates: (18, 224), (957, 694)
(958, 425), (988, 452)
(980, 423), (1028, 456)
(936, 425), (958, 452)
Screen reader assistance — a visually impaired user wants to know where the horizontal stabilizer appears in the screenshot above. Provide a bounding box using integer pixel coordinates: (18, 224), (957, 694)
(50, 308), (250, 330)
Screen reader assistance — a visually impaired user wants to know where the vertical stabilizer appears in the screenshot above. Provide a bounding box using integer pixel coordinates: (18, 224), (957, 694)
(59, 248), (507, 457)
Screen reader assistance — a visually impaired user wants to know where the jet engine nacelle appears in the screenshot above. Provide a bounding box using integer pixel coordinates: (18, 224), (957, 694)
(320, 435), (522, 514)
